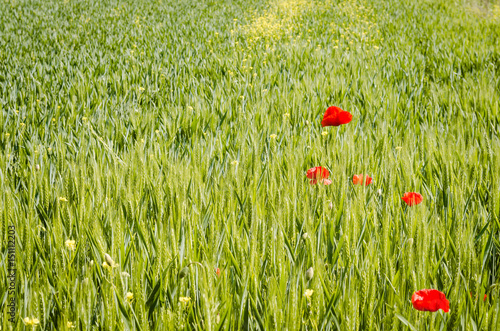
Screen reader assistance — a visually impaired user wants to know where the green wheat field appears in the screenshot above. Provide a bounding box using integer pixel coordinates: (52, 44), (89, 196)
(1, 0), (500, 329)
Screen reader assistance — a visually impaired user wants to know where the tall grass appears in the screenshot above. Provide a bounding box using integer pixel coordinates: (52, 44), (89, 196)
(0, 0), (499, 329)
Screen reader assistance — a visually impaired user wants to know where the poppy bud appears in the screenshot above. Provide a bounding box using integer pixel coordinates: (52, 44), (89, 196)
(329, 202), (333, 210)
(179, 267), (189, 279)
(302, 232), (308, 240)
(35, 164), (40, 171)
(408, 238), (414, 245)
(306, 267), (314, 281)
(377, 189), (382, 196)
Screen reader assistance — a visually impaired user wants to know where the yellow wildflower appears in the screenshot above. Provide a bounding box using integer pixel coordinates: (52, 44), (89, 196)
(65, 239), (76, 251)
(269, 134), (277, 139)
(23, 317), (40, 326)
(321, 131), (328, 136)
(102, 262), (112, 271)
(125, 292), (134, 303)
(179, 297), (191, 304)
(59, 197), (68, 202)
(304, 289), (314, 299)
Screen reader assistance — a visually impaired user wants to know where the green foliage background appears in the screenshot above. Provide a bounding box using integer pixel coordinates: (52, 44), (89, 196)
(1, 0), (500, 329)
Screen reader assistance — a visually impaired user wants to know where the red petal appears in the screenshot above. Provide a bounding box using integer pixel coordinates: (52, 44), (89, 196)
(365, 176), (373, 185)
(402, 192), (423, 206)
(307, 167), (330, 179)
(336, 111), (353, 125)
(353, 174), (372, 186)
(321, 107), (352, 127)
(323, 106), (342, 119)
(412, 289), (449, 313)
(322, 179), (332, 185)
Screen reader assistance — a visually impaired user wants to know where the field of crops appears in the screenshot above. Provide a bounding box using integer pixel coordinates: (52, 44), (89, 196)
(1, 0), (500, 329)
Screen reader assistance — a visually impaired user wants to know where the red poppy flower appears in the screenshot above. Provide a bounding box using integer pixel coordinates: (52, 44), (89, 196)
(307, 167), (331, 185)
(215, 267), (220, 277)
(307, 167), (330, 180)
(402, 192), (423, 206)
(411, 289), (449, 313)
(321, 106), (352, 127)
(352, 174), (372, 186)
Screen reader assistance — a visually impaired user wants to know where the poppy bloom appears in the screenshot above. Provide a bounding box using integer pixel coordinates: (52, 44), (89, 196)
(215, 268), (220, 277)
(411, 289), (449, 312)
(402, 192), (423, 206)
(307, 167), (331, 185)
(352, 174), (372, 186)
(321, 106), (352, 127)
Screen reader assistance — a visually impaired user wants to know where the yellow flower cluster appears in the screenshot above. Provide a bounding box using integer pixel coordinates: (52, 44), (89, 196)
(23, 317), (40, 326)
(243, 0), (312, 41)
(65, 239), (76, 251)
(492, 5), (500, 20)
(179, 297), (191, 304)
